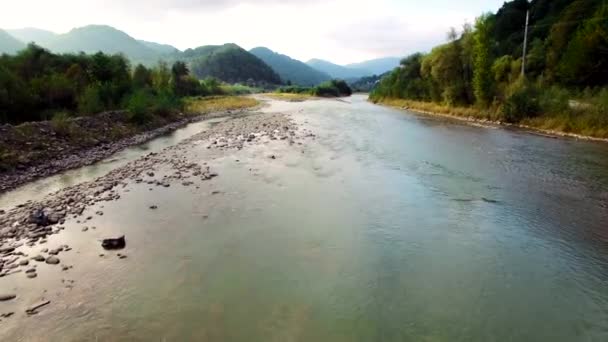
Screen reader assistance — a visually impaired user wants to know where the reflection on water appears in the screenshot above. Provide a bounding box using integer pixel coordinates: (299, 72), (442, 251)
(2, 95), (608, 341)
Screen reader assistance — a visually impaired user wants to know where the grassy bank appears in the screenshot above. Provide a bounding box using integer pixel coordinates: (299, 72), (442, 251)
(372, 97), (608, 141)
(262, 93), (315, 102)
(185, 96), (259, 114)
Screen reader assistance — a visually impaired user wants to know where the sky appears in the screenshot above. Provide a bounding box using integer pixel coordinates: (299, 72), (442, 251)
(1, 0), (506, 64)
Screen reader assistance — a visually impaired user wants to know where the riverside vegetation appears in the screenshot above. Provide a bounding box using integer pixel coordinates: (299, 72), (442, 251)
(370, 0), (608, 139)
(0, 44), (264, 175)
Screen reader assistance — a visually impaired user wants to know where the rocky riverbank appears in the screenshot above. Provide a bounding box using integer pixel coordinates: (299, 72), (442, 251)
(0, 109), (314, 320)
(0, 100), (261, 194)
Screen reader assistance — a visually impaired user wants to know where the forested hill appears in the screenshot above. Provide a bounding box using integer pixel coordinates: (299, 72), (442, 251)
(371, 0), (608, 138)
(184, 44), (281, 85)
(45, 25), (161, 63)
(250, 47), (331, 86)
(0, 29), (25, 54)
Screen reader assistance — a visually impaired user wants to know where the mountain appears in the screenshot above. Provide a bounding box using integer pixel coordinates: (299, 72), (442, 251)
(185, 43), (281, 84)
(138, 40), (180, 55)
(6, 28), (57, 46)
(346, 57), (401, 76)
(0, 29), (25, 54)
(249, 47), (331, 86)
(306, 59), (371, 80)
(45, 25), (160, 64)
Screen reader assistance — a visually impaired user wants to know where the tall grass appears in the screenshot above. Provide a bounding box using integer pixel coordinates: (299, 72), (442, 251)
(185, 96), (259, 114)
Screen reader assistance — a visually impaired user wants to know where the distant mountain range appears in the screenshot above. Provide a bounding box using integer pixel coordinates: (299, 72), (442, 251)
(250, 47), (331, 86)
(346, 57), (400, 76)
(1, 24), (400, 84)
(0, 29), (25, 54)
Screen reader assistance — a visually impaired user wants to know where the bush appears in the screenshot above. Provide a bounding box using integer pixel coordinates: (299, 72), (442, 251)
(500, 78), (540, 123)
(78, 85), (105, 115)
(539, 86), (570, 115)
(126, 90), (153, 124)
(51, 111), (73, 136)
(312, 80), (353, 97)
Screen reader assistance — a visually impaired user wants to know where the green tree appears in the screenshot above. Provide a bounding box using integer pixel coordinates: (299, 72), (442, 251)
(472, 13), (495, 106)
(133, 64), (153, 89)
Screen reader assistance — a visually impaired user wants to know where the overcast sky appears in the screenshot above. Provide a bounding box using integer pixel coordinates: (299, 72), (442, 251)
(1, 0), (505, 64)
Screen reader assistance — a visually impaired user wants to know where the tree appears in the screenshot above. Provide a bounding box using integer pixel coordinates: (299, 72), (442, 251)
(133, 64), (152, 89)
(472, 13), (495, 106)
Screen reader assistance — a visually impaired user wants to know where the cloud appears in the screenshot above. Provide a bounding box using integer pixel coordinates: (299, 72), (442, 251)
(327, 14), (463, 58)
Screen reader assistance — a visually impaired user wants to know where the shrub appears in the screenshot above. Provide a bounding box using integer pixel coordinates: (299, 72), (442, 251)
(51, 111), (73, 136)
(126, 90), (153, 124)
(538, 86), (570, 115)
(78, 85), (105, 115)
(500, 78), (540, 123)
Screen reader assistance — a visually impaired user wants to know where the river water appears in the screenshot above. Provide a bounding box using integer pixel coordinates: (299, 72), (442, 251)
(1, 95), (608, 341)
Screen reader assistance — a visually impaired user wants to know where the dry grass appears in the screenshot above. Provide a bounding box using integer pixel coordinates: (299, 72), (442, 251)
(374, 97), (608, 141)
(262, 93), (315, 102)
(375, 98), (501, 122)
(185, 96), (259, 114)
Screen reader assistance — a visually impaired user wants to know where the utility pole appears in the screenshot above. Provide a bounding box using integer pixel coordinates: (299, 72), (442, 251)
(521, 9), (530, 77)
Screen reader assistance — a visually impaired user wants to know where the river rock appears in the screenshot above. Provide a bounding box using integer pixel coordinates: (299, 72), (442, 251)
(0, 294), (16, 301)
(32, 255), (45, 262)
(18, 259), (29, 266)
(26, 272), (37, 278)
(45, 256), (60, 265)
(101, 236), (126, 250)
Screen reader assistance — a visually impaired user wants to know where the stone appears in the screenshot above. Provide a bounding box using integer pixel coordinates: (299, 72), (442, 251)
(149, 205), (158, 210)
(101, 236), (126, 250)
(18, 259), (29, 266)
(32, 255), (45, 262)
(26, 272), (37, 279)
(0, 294), (16, 301)
(45, 256), (60, 265)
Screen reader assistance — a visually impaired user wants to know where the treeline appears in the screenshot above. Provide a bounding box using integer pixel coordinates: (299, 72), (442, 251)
(0, 44), (225, 125)
(277, 79), (353, 97)
(371, 0), (608, 137)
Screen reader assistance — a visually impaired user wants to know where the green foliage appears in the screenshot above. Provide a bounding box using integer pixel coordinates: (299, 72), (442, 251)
(77, 84), (105, 115)
(133, 64), (153, 89)
(276, 85), (312, 94)
(0, 45), (204, 125)
(50, 111), (73, 135)
(312, 80), (352, 97)
(501, 78), (540, 123)
(472, 14), (494, 106)
(200, 77), (222, 95)
(370, 0), (608, 137)
(126, 90), (153, 124)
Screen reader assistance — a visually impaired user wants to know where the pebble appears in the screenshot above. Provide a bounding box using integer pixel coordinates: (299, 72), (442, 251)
(32, 255), (45, 262)
(0, 294), (16, 301)
(45, 256), (60, 265)
(26, 272), (37, 278)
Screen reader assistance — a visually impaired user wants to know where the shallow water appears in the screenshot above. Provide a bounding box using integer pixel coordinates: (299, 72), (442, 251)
(2, 95), (608, 341)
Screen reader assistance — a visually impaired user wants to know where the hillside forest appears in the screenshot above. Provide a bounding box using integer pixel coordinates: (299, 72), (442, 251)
(371, 0), (608, 138)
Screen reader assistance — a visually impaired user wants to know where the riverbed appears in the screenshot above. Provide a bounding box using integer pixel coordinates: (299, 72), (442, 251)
(1, 95), (607, 341)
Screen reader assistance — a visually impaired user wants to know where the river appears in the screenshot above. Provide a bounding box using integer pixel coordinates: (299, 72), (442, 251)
(1, 94), (607, 341)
